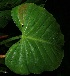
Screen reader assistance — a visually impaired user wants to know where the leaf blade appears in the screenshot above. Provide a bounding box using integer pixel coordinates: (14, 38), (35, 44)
(5, 3), (64, 75)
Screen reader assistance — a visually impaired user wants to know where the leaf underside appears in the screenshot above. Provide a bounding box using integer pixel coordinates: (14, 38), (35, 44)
(5, 3), (64, 75)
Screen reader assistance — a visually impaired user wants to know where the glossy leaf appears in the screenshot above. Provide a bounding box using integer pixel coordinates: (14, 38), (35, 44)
(5, 3), (64, 75)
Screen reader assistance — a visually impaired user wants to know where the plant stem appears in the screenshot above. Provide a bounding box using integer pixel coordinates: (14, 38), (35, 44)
(0, 35), (21, 45)
(0, 35), (8, 39)
(0, 55), (5, 58)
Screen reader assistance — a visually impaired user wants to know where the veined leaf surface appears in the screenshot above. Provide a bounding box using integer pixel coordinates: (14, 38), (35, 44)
(0, 0), (22, 10)
(5, 3), (64, 75)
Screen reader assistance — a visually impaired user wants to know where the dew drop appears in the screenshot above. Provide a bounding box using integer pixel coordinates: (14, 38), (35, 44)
(4, 71), (8, 73)
(53, 38), (54, 39)
(26, 27), (27, 29)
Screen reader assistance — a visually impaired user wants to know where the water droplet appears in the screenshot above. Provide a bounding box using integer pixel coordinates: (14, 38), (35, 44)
(53, 38), (54, 39)
(4, 71), (8, 73)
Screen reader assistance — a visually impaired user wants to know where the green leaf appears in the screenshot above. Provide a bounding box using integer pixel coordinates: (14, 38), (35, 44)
(5, 3), (64, 75)
(0, 0), (22, 10)
(0, 10), (11, 28)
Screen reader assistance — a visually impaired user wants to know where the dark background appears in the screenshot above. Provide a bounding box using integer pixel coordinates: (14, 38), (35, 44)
(0, 0), (69, 76)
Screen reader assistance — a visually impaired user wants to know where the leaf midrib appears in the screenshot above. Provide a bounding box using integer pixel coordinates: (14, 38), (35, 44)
(23, 36), (52, 45)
